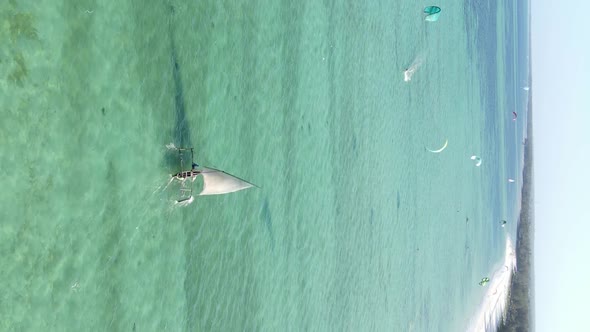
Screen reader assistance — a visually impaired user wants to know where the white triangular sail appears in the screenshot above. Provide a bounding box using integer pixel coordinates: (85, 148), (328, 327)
(198, 167), (255, 196)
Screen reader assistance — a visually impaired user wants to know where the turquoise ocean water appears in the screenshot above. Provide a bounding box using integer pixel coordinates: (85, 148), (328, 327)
(1, 0), (529, 331)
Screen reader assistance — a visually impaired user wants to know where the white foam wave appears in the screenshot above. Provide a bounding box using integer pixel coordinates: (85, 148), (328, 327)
(466, 237), (517, 332)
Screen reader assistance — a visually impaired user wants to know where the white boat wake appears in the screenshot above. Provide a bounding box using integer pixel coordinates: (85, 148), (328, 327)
(403, 55), (425, 82)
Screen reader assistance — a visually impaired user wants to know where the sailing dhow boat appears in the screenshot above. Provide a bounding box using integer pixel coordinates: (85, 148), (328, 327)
(172, 147), (256, 203)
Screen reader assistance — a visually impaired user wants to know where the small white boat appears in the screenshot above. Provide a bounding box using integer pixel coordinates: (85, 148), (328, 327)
(172, 147), (256, 203)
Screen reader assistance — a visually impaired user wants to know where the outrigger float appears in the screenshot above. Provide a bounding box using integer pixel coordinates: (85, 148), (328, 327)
(172, 147), (257, 203)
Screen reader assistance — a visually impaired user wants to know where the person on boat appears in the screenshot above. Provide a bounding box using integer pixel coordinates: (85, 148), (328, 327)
(172, 160), (201, 180)
(173, 169), (201, 181)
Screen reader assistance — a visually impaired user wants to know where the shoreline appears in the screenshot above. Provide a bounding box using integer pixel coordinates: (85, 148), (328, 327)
(466, 238), (517, 332)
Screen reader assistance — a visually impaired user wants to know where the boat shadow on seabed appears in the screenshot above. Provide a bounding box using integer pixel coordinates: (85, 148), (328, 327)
(163, 5), (256, 206)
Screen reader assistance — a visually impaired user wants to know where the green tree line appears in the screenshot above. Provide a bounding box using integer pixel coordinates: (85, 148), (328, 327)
(497, 92), (535, 332)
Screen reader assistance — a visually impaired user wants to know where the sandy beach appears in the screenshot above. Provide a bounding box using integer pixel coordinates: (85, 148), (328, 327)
(467, 237), (517, 332)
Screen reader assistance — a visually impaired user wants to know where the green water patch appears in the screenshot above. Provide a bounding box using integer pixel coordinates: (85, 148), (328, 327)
(8, 12), (38, 41)
(2, 10), (40, 87)
(7, 51), (27, 86)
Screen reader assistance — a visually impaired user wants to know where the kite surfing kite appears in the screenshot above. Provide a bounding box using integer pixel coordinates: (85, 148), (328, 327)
(470, 155), (482, 167)
(424, 6), (441, 22)
(512, 112), (517, 121)
(426, 139), (448, 153)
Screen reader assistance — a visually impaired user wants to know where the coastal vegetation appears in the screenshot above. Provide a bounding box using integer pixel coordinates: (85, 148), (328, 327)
(497, 92), (535, 332)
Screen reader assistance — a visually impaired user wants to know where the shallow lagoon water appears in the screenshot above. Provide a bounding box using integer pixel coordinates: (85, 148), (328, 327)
(0, 0), (528, 330)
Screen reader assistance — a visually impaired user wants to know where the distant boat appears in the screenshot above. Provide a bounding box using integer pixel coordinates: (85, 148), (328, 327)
(523, 86), (530, 91)
(172, 147), (256, 203)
